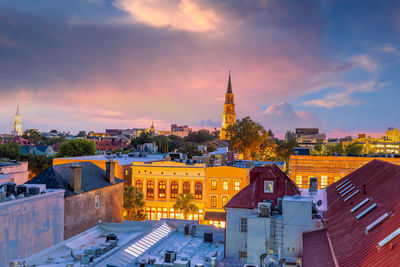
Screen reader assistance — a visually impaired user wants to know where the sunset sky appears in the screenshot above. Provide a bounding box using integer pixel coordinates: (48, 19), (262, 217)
(1, 0), (399, 137)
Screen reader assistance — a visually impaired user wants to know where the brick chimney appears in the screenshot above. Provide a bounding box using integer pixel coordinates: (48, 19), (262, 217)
(69, 163), (82, 192)
(106, 160), (115, 184)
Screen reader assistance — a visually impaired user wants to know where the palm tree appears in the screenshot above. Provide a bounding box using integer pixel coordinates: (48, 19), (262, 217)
(173, 193), (199, 220)
(123, 185), (146, 221)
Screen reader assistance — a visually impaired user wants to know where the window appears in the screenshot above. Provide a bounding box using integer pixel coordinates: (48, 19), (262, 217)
(222, 196), (228, 207)
(321, 176), (328, 188)
(183, 182), (190, 195)
(239, 251), (247, 259)
(240, 217), (247, 232)
(211, 180), (217, 190)
(296, 175), (302, 187)
(125, 170), (129, 176)
(135, 180), (143, 191)
(171, 181), (178, 198)
(223, 180), (228, 191)
(195, 182), (202, 199)
(147, 181), (154, 198)
(211, 196), (217, 207)
(264, 181), (274, 193)
(158, 181), (166, 198)
(95, 195), (100, 209)
(234, 180), (240, 191)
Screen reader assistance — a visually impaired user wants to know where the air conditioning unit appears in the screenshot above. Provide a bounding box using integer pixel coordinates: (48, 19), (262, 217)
(81, 254), (93, 265)
(204, 256), (217, 267)
(204, 232), (213, 243)
(106, 233), (117, 242)
(184, 224), (196, 235)
(28, 186), (40, 196)
(173, 258), (191, 267)
(165, 250), (177, 263)
(16, 185), (27, 195)
(258, 202), (272, 217)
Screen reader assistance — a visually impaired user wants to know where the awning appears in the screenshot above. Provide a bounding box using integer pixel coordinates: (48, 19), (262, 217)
(204, 211), (226, 221)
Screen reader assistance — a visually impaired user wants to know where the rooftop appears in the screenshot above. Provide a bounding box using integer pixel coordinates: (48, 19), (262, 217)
(21, 219), (224, 267)
(59, 153), (165, 166)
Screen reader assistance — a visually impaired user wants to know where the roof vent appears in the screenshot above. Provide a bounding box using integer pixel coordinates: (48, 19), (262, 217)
(365, 213), (389, 234)
(379, 227), (400, 247)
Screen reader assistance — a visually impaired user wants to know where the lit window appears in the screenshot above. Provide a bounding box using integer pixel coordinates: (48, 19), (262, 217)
(240, 217), (247, 232)
(264, 181), (274, 193)
(296, 175), (302, 186)
(125, 170), (129, 176)
(234, 180), (240, 191)
(147, 181), (154, 198)
(211, 196), (217, 207)
(183, 182), (190, 195)
(195, 182), (202, 199)
(334, 177), (340, 182)
(222, 196), (228, 207)
(135, 180), (143, 191)
(223, 180), (228, 190)
(239, 251), (247, 259)
(95, 195), (100, 209)
(321, 176), (328, 188)
(170, 181), (178, 198)
(211, 180), (217, 190)
(158, 181), (166, 198)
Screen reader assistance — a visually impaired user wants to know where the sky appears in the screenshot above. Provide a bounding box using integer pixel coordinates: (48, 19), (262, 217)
(1, 0), (400, 137)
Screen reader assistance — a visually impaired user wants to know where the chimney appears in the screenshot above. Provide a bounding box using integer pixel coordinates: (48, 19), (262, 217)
(69, 163), (82, 192)
(106, 160), (116, 184)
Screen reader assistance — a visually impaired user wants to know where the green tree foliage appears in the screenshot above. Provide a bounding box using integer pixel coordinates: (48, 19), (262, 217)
(50, 129), (58, 134)
(181, 143), (202, 158)
(123, 186), (146, 221)
(131, 132), (153, 147)
(42, 136), (66, 146)
(0, 142), (21, 160)
(153, 135), (169, 153)
(173, 193), (199, 220)
(323, 143), (344, 155)
(206, 143), (217, 153)
(56, 139), (97, 157)
(226, 117), (269, 160)
(168, 135), (184, 152)
(77, 131), (87, 138)
(344, 143), (364, 155)
(20, 154), (52, 177)
(22, 129), (42, 144)
(184, 130), (216, 144)
(276, 139), (298, 162)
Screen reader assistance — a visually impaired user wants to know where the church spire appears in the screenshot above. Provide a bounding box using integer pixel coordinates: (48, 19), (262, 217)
(227, 71), (232, 94)
(16, 104), (20, 116)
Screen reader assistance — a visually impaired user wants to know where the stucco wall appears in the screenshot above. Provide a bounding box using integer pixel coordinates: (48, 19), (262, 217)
(0, 162), (29, 185)
(64, 182), (124, 239)
(0, 190), (64, 267)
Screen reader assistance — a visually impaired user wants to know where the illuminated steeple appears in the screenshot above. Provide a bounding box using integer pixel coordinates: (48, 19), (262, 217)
(220, 72), (236, 140)
(150, 121), (155, 135)
(12, 105), (23, 136)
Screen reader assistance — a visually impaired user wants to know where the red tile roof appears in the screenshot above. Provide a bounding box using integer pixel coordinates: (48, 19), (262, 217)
(224, 164), (300, 209)
(302, 229), (335, 267)
(303, 160), (400, 266)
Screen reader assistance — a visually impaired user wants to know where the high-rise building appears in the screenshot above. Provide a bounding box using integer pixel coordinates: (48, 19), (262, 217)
(12, 105), (23, 136)
(220, 72), (236, 140)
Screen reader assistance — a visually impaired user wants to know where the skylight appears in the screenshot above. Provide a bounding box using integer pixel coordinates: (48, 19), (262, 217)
(339, 184), (353, 195)
(344, 189), (359, 202)
(351, 198), (369, 213)
(356, 203), (377, 220)
(336, 179), (349, 189)
(341, 186), (356, 197)
(379, 227), (400, 247)
(365, 213), (389, 234)
(337, 180), (350, 191)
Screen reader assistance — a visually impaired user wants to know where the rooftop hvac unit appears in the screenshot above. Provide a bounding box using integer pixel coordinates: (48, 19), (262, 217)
(173, 258), (191, 267)
(9, 259), (25, 267)
(16, 185), (27, 195)
(139, 260), (147, 267)
(258, 202), (272, 217)
(107, 240), (117, 249)
(28, 186), (40, 196)
(5, 183), (16, 196)
(184, 224), (196, 235)
(84, 247), (96, 257)
(204, 256), (217, 267)
(95, 247), (103, 257)
(165, 250), (177, 263)
(106, 233), (117, 242)
(100, 242), (111, 252)
(204, 232), (213, 243)
(81, 254), (93, 265)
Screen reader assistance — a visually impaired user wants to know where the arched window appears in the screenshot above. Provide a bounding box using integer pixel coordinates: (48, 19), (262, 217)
(159, 181), (166, 198)
(195, 182), (202, 199)
(171, 181), (178, 198)
(135, 180), (143, 191)
(147, 181), (154, 198)
(183, 182), (190, 195)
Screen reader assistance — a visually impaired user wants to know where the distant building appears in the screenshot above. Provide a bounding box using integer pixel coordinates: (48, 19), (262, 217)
(224, 165), (313, 264)
(293, 147), (310, 156)
(26, 161), (124, 239)
(134, 142), (158, 154)
(88, 132), (113, 138)
(303, 160), (400, 266)
(11, 105), (23, 136)
(10, 136), (32, 146)
(0, 161), (29, 185)
(21, 145), (56, 157)
(0, 184), (64, 267)
(171, 124), (191, 132)
(220, 72), (236, 140)
(150, 121), (155, 135)
(158, 124), (192, 138)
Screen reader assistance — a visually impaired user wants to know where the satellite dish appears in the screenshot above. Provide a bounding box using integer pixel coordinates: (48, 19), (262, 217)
(316, 200), (322, 207)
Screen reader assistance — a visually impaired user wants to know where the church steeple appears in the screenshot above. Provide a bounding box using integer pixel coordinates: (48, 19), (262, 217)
(220, 72), (236, 140)
(12, 104), (23, 136)
(227, 71), (232, 94)
(16, 105), (20, 116)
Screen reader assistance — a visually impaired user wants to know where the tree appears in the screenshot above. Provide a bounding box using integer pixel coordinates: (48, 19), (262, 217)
(168, 135), (184, 152)
(56, 139), (97, 157)
(173, 193), (199, 220)
(184, 130), (215, 144)
(50, 129), (58, 134)
(20, 154), (52, 178)
(131, 132), (152, 147)
(255, 138), (278, 161)
(345, 143), (363, 155)
(267, 129), (275, 139)
(77, 131), (87, 138)
(0, 142), (20, 160)
(22, 129), (42, 144)
(153, 135), (169, 153)
(323, 143), (344, 156)
(226, 117), (268, 160)
(123, 186), (146, 221)
(181, 143), (202, 158)
(206, 143), (217, 153)
(276, 139), (298, 162)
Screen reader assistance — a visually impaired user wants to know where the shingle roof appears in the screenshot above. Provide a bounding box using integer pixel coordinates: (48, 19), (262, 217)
(25, 162), (124, 197)
(224, 164), (299, 209)
(303, 160), (400, 266)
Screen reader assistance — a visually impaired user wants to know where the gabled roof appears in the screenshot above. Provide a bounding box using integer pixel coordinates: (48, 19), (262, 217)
(303, 160), (400, 266)
(25, 162), (124, 197)
(224, 164), (299, 209)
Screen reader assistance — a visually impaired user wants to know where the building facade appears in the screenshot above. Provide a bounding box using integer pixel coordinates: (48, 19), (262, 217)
(289, 155), (400, 189)
(0, 161), (29, 185)
(220, 72), (236, 140)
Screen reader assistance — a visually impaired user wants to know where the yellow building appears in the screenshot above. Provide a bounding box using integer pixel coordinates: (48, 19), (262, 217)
(220, 72), (236, 140)
(290, 155), (400, 189)
(88, 132), (113, 138)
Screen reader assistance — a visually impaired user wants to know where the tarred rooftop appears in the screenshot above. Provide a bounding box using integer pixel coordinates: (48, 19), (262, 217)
(303, 160), (400, 266)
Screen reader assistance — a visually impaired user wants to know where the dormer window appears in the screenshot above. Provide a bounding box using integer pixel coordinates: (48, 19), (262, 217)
(264, 181), (274, 193)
